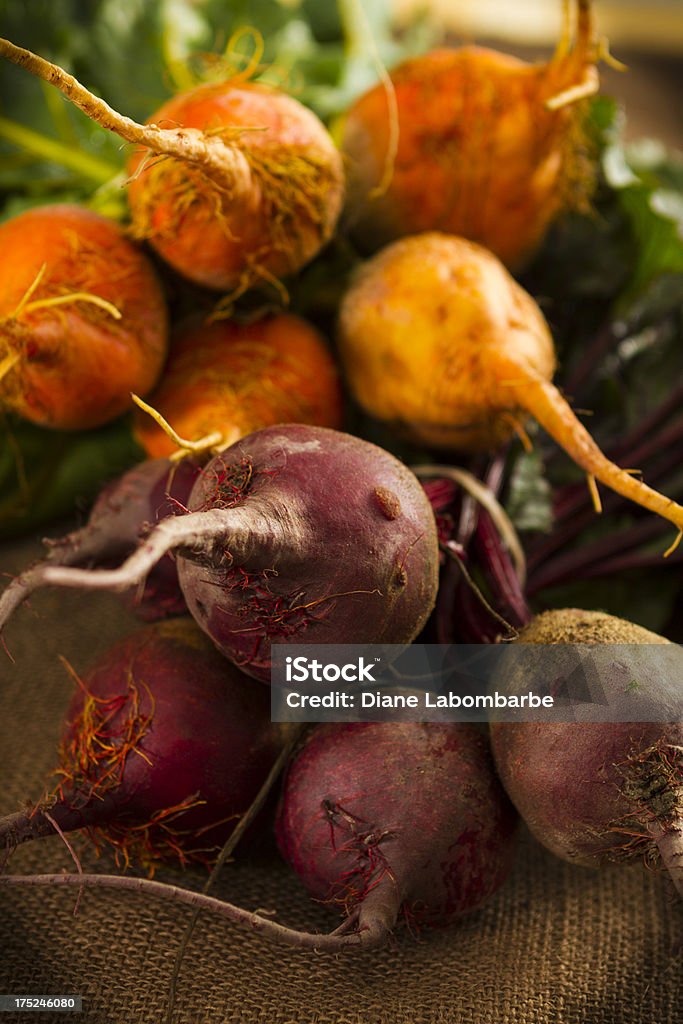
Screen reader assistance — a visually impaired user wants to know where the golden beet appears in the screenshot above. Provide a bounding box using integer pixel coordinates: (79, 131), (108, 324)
(126, 82), (345, 292)
(342, 0), (600, 270)
(0, 41), (344, 293)
(338, 232), (683, 545)
(0, 205), (168, 430)
(134, 314), (344, 458)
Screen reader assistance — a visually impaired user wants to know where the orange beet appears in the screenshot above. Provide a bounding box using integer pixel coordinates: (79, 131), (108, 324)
(134, 314), (344, 458)
(338, 233), (683, 545)
(0, 204), (168, 430)
(126, 82), (344, 292)
(342, 0), (600, 270)
(0, 39), (344, 293)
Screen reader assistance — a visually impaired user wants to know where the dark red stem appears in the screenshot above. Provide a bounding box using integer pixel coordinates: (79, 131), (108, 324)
(527, 446), (683, 575)
(473, 511), (532, 628)
(563, 544), (683, 580)
(527, 515), (669, 595)
(562, 320), (625, 399)
(0, 798), (111, 849)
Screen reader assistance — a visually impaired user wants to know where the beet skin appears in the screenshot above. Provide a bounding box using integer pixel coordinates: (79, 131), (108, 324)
(0, 619), (284, 870)
(490, 609), (683, 897)
(276, 722), (518, 943)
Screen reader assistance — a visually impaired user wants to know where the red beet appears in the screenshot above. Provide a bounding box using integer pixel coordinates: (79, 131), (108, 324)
(0, 425), (440, 681)
(0, 720), (517, 951)
(0, 619), (284, 871)
(0, 457), (200, 628)
(276, 722), (518, 943)
(490, 609), (683, 897)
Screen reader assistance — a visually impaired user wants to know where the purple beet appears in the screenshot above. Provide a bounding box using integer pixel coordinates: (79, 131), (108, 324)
(0, 425), (440, 681)
(0, 722), (516, 950)
(275, 722), (518, 944)
(0, 618), (284, 870)
(0, 457), (200, 626)
(490, 609), (683, 897)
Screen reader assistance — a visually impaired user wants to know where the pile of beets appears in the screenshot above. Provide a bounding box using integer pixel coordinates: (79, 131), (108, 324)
(0, 0), (681, 962)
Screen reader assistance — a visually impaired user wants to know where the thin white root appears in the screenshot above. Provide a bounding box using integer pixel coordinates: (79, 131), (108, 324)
(36, 513), (235, 593)
(0, 565), (57, 635)
(0, 521), (147, 636)
(0, 872), (388, 951)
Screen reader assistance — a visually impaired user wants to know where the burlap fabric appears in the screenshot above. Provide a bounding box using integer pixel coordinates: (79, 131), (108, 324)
(1, 533), (681, 1024)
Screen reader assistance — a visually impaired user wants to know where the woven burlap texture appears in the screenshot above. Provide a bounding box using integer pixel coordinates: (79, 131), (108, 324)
(0, 534), (681, 1024)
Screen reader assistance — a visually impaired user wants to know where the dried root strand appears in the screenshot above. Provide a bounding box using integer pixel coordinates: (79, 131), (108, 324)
(0, 37), (253, 197)
(131, 393), (226, 461)
(0, 871), (391, 951)
(54, 659), (155, 805)
(499, 359), (683, 553)
(610, 742), (683, 896)
(85, 796), (230, 876)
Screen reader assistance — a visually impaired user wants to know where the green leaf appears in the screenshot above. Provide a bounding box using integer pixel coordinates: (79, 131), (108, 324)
(505, 449), (554, 535)
(596, 123), (683, 306)
(0, 415), (143, 540)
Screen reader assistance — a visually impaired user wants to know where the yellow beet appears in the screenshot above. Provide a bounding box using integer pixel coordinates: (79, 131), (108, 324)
(342, 0), (601, 270)
(338, 232), (683, 546)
